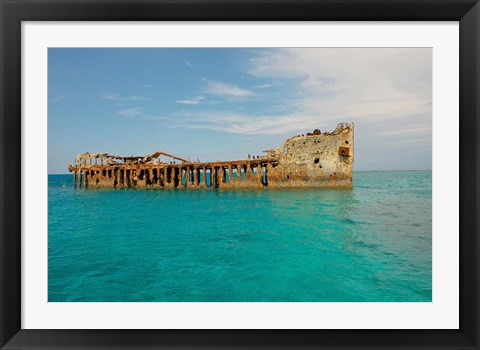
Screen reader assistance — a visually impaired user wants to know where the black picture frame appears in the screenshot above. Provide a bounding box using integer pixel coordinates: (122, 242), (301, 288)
(1, 0), (479, 349)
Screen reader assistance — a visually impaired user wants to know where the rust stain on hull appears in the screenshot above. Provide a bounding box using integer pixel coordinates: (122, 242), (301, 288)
(68, 123), (354, 189)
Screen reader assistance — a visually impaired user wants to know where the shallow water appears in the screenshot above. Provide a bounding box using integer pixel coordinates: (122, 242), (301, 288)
(48, 171), (432, 302)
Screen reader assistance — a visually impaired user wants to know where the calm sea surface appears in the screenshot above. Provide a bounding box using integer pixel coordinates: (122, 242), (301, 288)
(48, 171), (432, 302)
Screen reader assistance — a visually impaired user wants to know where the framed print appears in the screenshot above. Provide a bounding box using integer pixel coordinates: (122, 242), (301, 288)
(1, 0), (479, 349)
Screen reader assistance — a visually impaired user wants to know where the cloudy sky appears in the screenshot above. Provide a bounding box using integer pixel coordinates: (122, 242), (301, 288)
(48, 48), (431, 174)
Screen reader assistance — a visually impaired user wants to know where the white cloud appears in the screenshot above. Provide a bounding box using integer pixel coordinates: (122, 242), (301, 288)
(117, 107), (166, 121)
(102, 93), (146, 102)
(247, 48), (432, 123)
(175, 48), (431, 140)
(204, 80), (255, 97)
(379, 125), (432, 137)
(117, 107), (145, 118)
(255, 83), (271, 89)
(173, 111), (324, 135)
(184, 60), (193, 68)
(176, 96), (205, 105)
(50, 96), (66, 103)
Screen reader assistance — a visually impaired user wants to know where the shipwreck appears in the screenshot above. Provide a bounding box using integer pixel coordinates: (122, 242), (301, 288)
(68, 123), (354, 189)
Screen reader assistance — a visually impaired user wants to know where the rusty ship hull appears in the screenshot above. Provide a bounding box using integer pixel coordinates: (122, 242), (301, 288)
(68, 123), (354, 189)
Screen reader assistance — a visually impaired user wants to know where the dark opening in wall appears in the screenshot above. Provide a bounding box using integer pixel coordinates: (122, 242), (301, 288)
(286, 175), (289, 180)
(319, 165), (322, 168)
(166, 168), (172, 183)
(174, 168), (180, 188)
(126, 170), (131, 187)
(314, 158), (320, 164)
(338, 146), (350, 156)
(102, 170), (107, 177)
(345, 140), (349, 144)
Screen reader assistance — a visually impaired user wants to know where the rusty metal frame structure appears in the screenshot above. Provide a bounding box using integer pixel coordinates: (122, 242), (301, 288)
(67, 123), (354, 189)
(1, 0), (479, 349)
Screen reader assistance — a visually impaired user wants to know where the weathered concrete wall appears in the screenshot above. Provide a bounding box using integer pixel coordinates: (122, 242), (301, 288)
(267, 123), (354, 187)
(68, 123), (354, 189)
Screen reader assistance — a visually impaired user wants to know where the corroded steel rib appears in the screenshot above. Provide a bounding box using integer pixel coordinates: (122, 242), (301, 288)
(143, 151), (188, 163)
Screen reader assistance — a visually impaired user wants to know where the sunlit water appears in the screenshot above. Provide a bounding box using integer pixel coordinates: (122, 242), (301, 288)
(48, 171), (432, 302)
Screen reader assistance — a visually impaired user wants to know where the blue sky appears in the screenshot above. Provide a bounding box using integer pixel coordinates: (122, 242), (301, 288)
(48, 48), (432, 174)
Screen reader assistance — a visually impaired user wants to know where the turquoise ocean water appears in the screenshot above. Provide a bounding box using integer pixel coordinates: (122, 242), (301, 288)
(48, 171), (432, 302)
